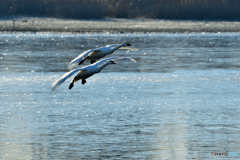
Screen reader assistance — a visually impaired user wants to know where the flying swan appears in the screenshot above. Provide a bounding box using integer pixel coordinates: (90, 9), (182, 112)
(68, 42), (137, 70)
(51, 57), (137, 92)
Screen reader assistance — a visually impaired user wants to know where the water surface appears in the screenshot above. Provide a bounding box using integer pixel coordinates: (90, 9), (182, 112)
(0, 33), (240, 159)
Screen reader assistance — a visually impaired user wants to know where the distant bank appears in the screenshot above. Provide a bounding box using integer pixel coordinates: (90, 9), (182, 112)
(0, 17), (240, 33)
(1, 0), (240, 20)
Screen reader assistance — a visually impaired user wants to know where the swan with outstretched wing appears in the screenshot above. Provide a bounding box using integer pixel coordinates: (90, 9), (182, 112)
(68, 42), (137, 70)
(52, 57), (137, 92)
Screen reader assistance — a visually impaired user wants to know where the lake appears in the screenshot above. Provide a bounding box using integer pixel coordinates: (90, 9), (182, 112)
(0, 32), (240, 159)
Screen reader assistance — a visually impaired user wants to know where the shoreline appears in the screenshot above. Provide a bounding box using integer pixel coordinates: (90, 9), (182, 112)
(0, 17), (240, 33)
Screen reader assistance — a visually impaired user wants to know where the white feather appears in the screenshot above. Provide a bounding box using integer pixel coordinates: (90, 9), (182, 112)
(68, 49), (95, 70)
(68, 42), (137, 70)
(119, 46), (138, 51)
(51, 68), (87, 92)
(52, 57), (137, 92)
(96, 57), (137, 68)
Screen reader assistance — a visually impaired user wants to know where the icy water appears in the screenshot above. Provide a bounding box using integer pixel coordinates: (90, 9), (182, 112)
(0, 32), (240, 159)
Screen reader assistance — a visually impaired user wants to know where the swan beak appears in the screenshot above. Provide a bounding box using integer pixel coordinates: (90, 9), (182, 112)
(111, 61), (116, 64)
(127, 43), (131, 46)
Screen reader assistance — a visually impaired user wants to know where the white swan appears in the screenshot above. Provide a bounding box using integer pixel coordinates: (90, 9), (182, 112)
(52, 57), (137, 92)
(68, 42), (137, 70)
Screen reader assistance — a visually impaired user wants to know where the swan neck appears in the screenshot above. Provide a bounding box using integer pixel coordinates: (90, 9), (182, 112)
(111, 44), (123, 51)
(98, 62), (110, 71)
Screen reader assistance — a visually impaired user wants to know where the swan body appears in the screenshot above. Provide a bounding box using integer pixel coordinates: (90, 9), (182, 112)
(68, 42), (137, 70)
(52, 57), (136, 92)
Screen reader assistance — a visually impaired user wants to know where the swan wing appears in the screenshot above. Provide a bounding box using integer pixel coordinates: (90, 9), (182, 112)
(68, 49), (95, 70)
(107, 57), (137, 63)
(51, 68), (87, 92)
(97, 57), (137, 68)
(119, 46), (138, 51)
(105, 44), (119, 50)
(88, 50), (101, 57)
(106, 44), (119, 48)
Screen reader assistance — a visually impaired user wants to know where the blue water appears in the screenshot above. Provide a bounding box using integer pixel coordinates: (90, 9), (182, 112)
(0, 33), (240, 159)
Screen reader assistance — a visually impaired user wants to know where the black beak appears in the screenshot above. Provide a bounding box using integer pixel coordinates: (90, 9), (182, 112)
(111, 61), (116, 64)
(127, 43), (131, 46)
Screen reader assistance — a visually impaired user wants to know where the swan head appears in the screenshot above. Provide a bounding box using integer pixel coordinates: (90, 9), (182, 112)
(110, 60), (116, 64)
(122, 42), (131, 46)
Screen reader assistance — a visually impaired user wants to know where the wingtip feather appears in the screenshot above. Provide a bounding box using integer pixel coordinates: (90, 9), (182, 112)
(131, 59), (137, 63)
